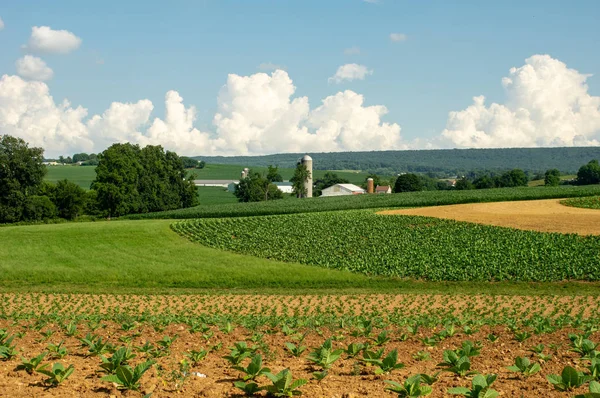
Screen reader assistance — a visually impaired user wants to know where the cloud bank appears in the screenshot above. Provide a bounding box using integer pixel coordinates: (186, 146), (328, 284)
(1, 54), (599, 157)
(442, 55), (600, 148)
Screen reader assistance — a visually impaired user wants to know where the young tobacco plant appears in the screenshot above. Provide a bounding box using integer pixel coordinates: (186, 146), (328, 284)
(574, 380), (600, 398)
(233, 354), (271, 381)
(16, 352), (47, 374)
(506, 356), (541, 377)
(37, 363), (75, 387)
(307, 339), (343, 370)
(448, 374), (498, 398)
(262, 368), (307, 397)
(385, 375), (433, 398)
(547, 366), (591, 391)
(437, 350), (474, 377)
(101, 361), (154, 391)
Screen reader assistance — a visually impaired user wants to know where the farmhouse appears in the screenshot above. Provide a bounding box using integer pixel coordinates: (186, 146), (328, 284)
(321, 183), (366, 197)
(375, 185), (392, 194)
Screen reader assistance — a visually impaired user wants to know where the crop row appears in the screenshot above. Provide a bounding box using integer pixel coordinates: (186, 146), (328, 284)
(172, 210), (600, 282)
(126, 185), (600, 219)
(562, 196), (600, 210)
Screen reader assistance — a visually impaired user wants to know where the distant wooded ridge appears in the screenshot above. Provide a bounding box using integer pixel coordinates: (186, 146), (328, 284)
(195, 147), (600, 175)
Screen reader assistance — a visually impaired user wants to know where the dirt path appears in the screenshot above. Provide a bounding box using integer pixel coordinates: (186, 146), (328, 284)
(379, 198), (600, 235)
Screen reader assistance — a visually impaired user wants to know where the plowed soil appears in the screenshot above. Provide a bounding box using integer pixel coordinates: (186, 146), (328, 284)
(379, 198), (600, 235)
(1, 293), (600, 397)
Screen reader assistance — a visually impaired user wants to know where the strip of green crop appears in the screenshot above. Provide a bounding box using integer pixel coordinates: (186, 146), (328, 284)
(126, 185), (600, 220)
(172, 210), (600, 282)
(561, 196), (600, 209)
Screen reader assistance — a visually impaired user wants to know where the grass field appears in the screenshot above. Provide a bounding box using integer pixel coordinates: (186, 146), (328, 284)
(196, 186), (238, 205)
(528, 175), (576, 186)
(45, 166), (97, 189)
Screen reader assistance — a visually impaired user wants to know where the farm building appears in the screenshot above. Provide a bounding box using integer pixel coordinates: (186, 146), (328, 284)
(321, 184), (366, 197)
(194, 179), (238, 187)
(375, 185), (392, 194)
(227, 181), (293, 194)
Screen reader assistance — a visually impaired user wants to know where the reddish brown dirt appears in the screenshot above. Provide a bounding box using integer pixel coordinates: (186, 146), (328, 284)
(378, 198), (600, 235)
(0, 320), (597, 397)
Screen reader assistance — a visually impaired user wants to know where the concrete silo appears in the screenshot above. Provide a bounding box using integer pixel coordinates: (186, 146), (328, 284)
(367, 178), (374, 194)
(298, 154), (313, 198)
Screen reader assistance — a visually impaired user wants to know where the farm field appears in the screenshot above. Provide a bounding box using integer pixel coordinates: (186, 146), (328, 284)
(45, 166), (97, 189)
(562, 196), (600, 210)
(380, 198), (600, 235)
(1, 293), (600, 396)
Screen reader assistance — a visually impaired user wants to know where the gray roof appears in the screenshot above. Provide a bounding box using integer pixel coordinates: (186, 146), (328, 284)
(193, 180), (238, 184)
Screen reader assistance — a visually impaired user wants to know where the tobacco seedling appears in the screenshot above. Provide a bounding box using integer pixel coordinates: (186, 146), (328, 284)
(47, 340), (68, 359)
(370, 349), (405, 375)
(262, 368), (307, 397)
(16, 352), (47, 374)
(185, 349), (208, 365)
(285, 342), (307, 358)
(506, 356), (541, 377)
(99, 346), (136, 374)
(385, 375), (433, 397)
(101, 361), (154, 391)
(37, 363), (75, 386)
(234, 380), (261, 396)
(547, 366), (591, 391)
(448, 374), (498, 397)
(574, 380), (600, 398)
(344, 342), (365, 359)
(307, 339), (343, 370)
(412, 350), (431, 361)
(437, 350), (474, 376)
(234, 354), (271, 381)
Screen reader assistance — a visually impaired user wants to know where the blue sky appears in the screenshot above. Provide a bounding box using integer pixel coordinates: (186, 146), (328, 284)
(1, 0), (599, 156)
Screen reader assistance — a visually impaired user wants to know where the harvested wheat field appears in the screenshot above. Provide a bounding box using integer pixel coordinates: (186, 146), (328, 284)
(379, 198), (600, 235)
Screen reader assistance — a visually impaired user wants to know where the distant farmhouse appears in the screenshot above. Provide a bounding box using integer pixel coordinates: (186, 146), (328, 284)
(321, 183), (366, 197)
(194, 179), (237, 188)
(375, 185), (392, 194)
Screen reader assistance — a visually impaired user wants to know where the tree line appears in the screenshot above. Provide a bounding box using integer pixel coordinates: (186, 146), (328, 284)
(0, 135), (198, 224)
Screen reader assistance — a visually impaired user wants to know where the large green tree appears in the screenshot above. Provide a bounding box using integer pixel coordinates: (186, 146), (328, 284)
(52, 179), (87, 220)
(291, 163), (311, 198)
(393, 173), (423, 193)
(544, 169), (561, 186)
(0, 135), (47, 223)
(577, 160), (600, 185)
(234, 171), (283, 202)
(91, 143), (198, 217)
(266, 165), (283, 183)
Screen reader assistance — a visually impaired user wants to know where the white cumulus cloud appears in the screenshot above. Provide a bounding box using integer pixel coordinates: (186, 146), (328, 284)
(0, 74), (93, 155)
(328, 63), (373, 84)
(24, 26), (82, 54)
(0, 70), (403, 157)
(390, 33), (407, 42)
(442, 54), (600, 148)
(15, 55), (54, 81)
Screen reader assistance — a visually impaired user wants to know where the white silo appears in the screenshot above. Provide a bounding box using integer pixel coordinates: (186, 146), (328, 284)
(299, 154), (313, 198)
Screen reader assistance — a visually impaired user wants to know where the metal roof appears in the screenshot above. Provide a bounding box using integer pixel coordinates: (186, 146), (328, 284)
(334, 184), (366, 192)
(193, 180), (238, 184)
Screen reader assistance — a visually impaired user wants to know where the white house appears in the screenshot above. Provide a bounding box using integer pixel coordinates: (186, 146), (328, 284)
(321, 183), (366, 197)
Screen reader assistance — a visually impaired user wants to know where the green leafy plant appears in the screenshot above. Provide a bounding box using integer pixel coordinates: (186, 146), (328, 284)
(448, 374), (498, 398)
(385, 375), (433, 397)
(344, 342), (365, 359)
(456, 341), (481, 358)
(101, 361), (154, 391)
(47, 340), (68, 359)
(185, 348), (208, 365)
(233, 354), (270, 381)
(307, 339), (343, 370)
(285, 342), (307, 358)
(16, 352), (47, 374)
(547, 366), (591, 391)
(37, 363), (75, 386)
(437, 350), (474, 376)
(412, 350), (431, 361)
(506, 356), (541, 377)
(574, 380), (600, 398)
(234, 380), (261, 396)
(370, 349), (405, 375)
(99, 346), (136, 374)
(262, 368), (307, 397)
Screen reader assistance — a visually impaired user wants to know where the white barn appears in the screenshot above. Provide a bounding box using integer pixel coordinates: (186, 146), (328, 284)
(321, 183), (366, 197)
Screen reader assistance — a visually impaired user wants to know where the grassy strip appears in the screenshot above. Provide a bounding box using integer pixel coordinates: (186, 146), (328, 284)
(561, 196), (600, 209)
(125, 185), (600, 220)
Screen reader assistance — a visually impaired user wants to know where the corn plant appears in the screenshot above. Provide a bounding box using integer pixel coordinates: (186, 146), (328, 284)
(385, 375), (433, 397)
(101, 361), (154, 391)
(262, 368), (307, 397)
(547, 366), (591, 391)
(307, 339), (343, 370)
(37, 363), (75, 386)
(233, 354), (270, 381)
(506, 356), (541, 377)
(448, 374), (498, 397)
(16, 352), (47, 374)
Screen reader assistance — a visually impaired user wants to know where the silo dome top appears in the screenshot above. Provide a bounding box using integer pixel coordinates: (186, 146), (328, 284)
(301, 154), (312, 161)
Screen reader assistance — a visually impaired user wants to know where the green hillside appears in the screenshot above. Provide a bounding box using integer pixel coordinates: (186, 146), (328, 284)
(196, 147), (600, 175)
(45, 166), (97, 189)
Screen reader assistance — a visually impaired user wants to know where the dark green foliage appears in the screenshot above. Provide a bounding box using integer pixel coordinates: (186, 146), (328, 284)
(577, 160), (600, 185)
(181, 156), (205, 169)
(472, 169), (528, 189)
(200, 147), (600, 175)
(314, 172), (349, 196)
(455, 177), (473, 190)
(0, 135), (47, 223)
(291, 163), (310, 198)
(52, 179), (87, 219)
(174, 209), (600, 282)
(22, 195), (56, 221)
(91, 143), (198, 217)
(545, 169), (561, 186)
(72, 153), (89, 163)
(266, 165), (283, 182)
(235, 171), (283, 202)
(547, 366), (590, 391)
(562, 196), (600, 210)
(394, 174), (423, 193)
